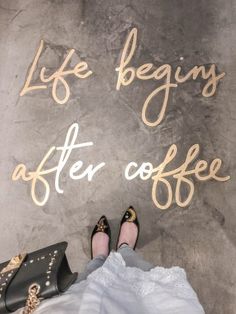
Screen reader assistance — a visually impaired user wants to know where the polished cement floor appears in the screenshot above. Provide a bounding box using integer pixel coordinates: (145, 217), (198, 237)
(0, 1), (236, 313)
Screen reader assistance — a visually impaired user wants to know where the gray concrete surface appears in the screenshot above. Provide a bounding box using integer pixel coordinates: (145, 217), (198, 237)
(0, 1), (236, 313)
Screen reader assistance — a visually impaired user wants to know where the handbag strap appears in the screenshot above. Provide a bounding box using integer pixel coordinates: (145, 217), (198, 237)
(23, 283), (41, 314)
(0, 253), (27, 313)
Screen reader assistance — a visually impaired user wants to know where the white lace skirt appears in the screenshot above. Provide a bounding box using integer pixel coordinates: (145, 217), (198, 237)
(16, 252), (205, 314)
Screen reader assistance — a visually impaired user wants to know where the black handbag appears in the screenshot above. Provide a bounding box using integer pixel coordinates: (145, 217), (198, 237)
(0, 242), (78, 314)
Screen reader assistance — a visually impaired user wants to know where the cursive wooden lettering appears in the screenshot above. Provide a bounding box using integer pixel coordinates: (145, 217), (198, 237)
(20, 40), (93, 104)
(125, 144), (230, 209)
(12, 123), (105, 206)
(116, 28), (225, 127)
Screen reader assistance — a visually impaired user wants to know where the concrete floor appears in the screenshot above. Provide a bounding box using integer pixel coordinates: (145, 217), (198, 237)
(0, 1), (236, 313)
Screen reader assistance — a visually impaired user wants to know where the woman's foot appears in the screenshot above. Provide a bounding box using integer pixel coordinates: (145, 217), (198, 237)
(117, 206), (139, 250)
(91, 216), (111, 259)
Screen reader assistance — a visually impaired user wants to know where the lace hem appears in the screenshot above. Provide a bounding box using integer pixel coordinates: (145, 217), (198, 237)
(88, 252), (198, 298)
